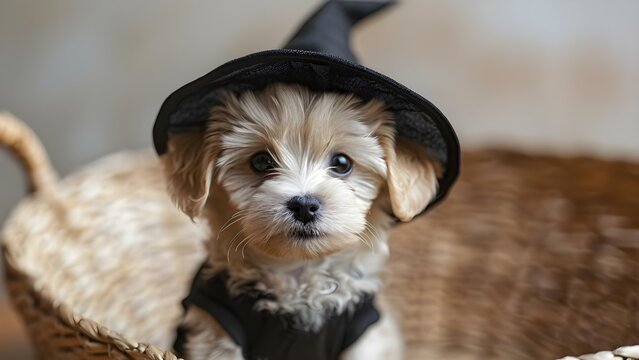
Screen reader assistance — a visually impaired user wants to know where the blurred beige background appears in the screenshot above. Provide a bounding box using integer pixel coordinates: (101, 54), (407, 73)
(1, 0), (638, 358)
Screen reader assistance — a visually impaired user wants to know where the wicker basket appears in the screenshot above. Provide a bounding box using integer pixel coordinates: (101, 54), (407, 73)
(1, 112), (638, 360)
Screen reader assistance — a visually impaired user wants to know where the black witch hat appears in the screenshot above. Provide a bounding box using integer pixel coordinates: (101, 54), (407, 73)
(153, 0), (460, 214)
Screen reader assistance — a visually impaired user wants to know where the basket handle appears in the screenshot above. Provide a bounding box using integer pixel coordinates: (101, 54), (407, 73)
(0, 112), (57, 193)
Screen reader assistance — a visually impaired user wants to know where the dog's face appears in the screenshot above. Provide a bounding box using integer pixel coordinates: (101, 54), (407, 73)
(163, 84), (439, 260)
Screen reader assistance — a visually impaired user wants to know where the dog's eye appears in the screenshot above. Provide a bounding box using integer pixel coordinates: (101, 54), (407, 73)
(250, 152), (276, 173)
(329, 154), (353, 176)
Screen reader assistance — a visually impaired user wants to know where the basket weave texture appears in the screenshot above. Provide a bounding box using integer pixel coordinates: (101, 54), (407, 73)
(2, 150), (639, 360)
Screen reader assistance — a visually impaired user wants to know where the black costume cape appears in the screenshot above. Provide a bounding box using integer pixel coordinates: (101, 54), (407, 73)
(174, 268), (379, 360)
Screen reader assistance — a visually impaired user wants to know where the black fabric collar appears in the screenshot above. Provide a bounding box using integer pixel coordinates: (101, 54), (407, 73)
(175, 265), (380, 360)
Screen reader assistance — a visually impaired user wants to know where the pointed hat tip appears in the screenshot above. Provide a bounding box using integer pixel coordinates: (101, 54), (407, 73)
(284, 0), (396, 62)
(337, 0), (396, 24)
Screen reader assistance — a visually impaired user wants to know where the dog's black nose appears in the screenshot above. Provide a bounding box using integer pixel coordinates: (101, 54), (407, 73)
(286, 195), (321, 224)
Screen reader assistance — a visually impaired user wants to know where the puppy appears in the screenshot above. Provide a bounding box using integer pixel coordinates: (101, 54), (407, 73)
(161, 83), (439, 360)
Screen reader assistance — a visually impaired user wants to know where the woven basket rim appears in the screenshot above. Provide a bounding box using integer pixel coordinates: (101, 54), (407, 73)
(2, 242), (182, 360)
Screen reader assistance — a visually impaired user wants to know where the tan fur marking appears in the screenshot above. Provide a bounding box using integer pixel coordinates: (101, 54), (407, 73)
(162, 133), (215, 219)
(383, 139), (439, 222)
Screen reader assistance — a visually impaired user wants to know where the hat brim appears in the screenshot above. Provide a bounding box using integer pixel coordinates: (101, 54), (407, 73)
(153, 49), (460, 212)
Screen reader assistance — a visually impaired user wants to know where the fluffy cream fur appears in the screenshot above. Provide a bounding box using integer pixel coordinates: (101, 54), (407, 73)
(161, 83), (439, 360)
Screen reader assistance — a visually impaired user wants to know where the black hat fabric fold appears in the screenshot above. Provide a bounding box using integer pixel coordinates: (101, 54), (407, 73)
(153, 0), (460, 213)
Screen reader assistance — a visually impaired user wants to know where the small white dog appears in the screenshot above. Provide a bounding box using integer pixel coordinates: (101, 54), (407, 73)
(161, 83), (440, 360)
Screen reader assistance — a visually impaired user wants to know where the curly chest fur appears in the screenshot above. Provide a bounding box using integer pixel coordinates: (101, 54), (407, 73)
(218, 247), (387, 332)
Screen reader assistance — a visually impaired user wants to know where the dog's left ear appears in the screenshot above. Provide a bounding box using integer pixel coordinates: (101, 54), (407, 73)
(380, 135), (440, 222)
(362, 101), (440, 222)
(161, 132), (215, 220)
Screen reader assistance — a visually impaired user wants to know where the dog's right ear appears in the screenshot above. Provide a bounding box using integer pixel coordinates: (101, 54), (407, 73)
(161, 132), (214, 220)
